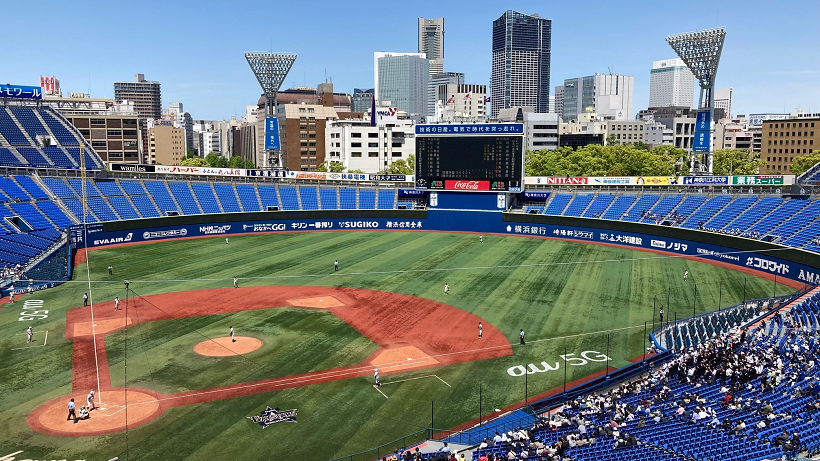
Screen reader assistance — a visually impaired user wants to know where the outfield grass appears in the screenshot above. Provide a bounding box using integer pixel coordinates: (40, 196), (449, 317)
(0, 231), (793, 460)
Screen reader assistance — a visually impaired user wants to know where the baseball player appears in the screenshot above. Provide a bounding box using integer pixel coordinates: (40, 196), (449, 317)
(479, 235), (483, 243)
(334, 260), (339, 271)
(8, 291), (13, 303)
(67, 398), (77, 423)
(230, 326), (236, 343)
(225, 237), (229, 245)
(519, 329), (525, 345)
(108, 265), (113, 275)
(683, 270), (689, 281)
(83, 293), (88, 307)
(27, 325), (33, 343)
(114, 297), (120, 311)
(444, 283), (449, 295)
(659, 307), (664, 323)
(124, 280), (130, 289)
(87, 390), (96, 411)
(233, 277), (239, 289)
(374, 368), (381, 387)
(478, 322), (483, 338)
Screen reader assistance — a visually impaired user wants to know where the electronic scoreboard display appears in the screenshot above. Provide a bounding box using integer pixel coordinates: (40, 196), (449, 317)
(414, 124), (525, 192)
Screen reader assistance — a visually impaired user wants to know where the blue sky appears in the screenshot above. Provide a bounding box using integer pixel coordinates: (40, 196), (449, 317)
(5, 0), (818, 120)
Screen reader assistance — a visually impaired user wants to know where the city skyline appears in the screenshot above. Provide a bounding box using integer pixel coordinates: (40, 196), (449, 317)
(5, 0), (818, 120)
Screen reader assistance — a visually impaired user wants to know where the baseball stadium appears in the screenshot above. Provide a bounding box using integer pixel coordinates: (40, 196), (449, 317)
(1, 96), (820, 461)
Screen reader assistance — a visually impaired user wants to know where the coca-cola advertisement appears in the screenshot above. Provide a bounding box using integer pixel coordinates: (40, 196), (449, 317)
(445, 180), (490, 191)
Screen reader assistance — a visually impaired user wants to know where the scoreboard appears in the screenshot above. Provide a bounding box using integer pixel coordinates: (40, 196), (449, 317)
(414, 124), (525, 192)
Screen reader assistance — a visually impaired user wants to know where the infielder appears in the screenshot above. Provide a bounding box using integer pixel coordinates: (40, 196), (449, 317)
(87, 390), (96, 411)
(230, 326), (236, 343)
(444, 283), (449, 295)
(114, 296), (120, 311)
(478, 322), (483, 338)
(27, 325), (33, 343)
(374, 368), (381, 387)
(233, 277), (238, 289)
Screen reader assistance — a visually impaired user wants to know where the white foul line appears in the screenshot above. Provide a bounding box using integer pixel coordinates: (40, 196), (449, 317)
(373, 385), (388, 399)
(434, 374), (451, 388)
(44, 330), (48, 347)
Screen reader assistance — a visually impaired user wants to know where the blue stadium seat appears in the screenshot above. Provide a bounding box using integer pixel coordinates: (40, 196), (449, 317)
(35, 201), (75, 228)
(13, 175), (50, 199)
(0, 109), (30, 145)
(129, 195), (161, 218)
(601, 195), (636, 220)
(235, 184), (261, 212)
(106, 196), (140, 221)
(563, 194), (594, 217)
(257, 185), (280, 210)
(143, 181), (180, 215)
(95, 180), (126, 196)
(544, 194), (572, 215)
(43, 146), (76, 168)
(8, 202), (55, 230)
(39, 108), (80, 146)
(0, 147), (23, 167)
(62, 199), (98, 223)
(190, 183), (222, 214)
(213, 184), (241, 213)
(582, 194), (615, 218)
(319, 188), (338, 210)
(358, 189), (376, 209)
(704, 196), (758, 230)
(278, 186), (300, 211)
(16, 147), (51, 167)
(339, 188), (357, 209)
(67, 178), (101, 197)
(377, 189), (395, 209)
(167, 182), (202, 215)
(624, 194), (660, 222)
(41, 177), (77, 199)
(681, 195), (733, 229)
(749, 199), (809, 235)
(7, 106), (49, 139)
(86, 197), (119, 222)
(0, 176), (32, 200)
(298, 186), (319, 210)
(119, 180), (148, 195)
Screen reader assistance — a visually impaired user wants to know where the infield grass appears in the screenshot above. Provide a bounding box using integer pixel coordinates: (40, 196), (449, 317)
(0, 231), (794, 460)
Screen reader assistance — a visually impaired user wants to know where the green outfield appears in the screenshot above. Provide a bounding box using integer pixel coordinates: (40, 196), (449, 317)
(0, 231), (794, 460)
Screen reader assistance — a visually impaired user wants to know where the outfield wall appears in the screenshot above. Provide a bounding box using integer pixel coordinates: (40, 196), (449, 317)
(71, 210), (820, 285)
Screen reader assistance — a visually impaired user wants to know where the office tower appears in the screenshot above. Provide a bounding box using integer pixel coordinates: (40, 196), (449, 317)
(418, 17), (444, 76)
(649, 58), (695, 108)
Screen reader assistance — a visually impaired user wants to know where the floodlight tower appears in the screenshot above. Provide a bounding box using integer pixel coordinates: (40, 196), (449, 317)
(245, 52), (297, 169)
(666, 27), (726, 174)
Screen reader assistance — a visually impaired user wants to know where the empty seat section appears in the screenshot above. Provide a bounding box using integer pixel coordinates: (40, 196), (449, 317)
(94, 180), (126, 196)
(377, 189), (395, 209)
(704, 196), (757, 230)
(119, 180), (148, 195)
(298, 186), (319, 210)
(358, 189), (376, 209)
(582, 194), (614, 218)
(42, 177), (77, 199)
(213, 184), (241, 213)
(14, 176), (50, 199)
(35, 201), (74, 228)
(107, 196), (140, 220)
(16, 147), (51, 167)
(623, 195), (660, 222)
(0, 177), (31, 200)
(190, 183), (222, 214)
(257, 185), (279, 210)
(43, 146), (75, 168)
(748, 199), (809, 235)
(8, 203), (54, 230)
(681, 195), (733, 229)
(143, 181), (179, 215)
(728, 196), (782, 231)
(62, 199), (98, 223)
(40, 108), (79, 145)
(64, 147), (102, 169)
(167, 182), (201, 215)
(86, 198), (118, 221)
(670, 195), (707, 224)
(278, 186), (300, 211)
(563, 194), (594, 217)
(770, 199), (820, 242)
(235, 184), (261, 211)
(129, 195), (161, 218)
(0, 147), (22, 166)
(8, 107), (49, 138)
(544, 194), (572, 215)
(339, 188), (357, 209)
(319, 188), (338, 209)
(68, 178), (101, 197)
(0, 109), (30, 145)
(601, 195), (636, 220)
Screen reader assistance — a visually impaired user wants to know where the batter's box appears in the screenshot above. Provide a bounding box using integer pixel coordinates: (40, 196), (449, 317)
(10, 330), (48, 351)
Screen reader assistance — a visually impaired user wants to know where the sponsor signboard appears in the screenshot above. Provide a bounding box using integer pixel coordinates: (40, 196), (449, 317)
(589, 177), (632, 185)
(527, 177), (589, 185)
(264, 118), (280, 150)
(682, 176), (729, 185)
(521, 191), (551, 200)
(246, 169), (289, 178)
(156, 166), (244, 177)
(731, 175), (786, 186)
(373, 107), (398, 126)
(109, 163), (156, 173)
(398, 189), (427, 197)
(444, 180), (491, 191)
(0, 84), (42, 100)
(415, 123), (524, 135)
(695, 110), (711, 132)
(639, 176), (679, 186)
(693, 131), (710, 152)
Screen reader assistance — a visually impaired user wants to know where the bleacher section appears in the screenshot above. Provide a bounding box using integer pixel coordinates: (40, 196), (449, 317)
(0, 106), (104, 169)
(191, 183), (222, 214)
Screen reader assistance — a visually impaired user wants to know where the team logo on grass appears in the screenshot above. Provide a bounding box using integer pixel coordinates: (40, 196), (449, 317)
(248, 406), (298, 428)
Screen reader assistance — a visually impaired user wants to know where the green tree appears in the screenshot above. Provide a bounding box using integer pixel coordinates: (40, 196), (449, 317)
(712, 149), (766, 175)
(406, 154), (415, 172)
(180, 157), (208, 167)
(383, 158), (413, 174)
(790, 150), (820, 175)
(348, 169), (364, 174)
(185, 148), (195, 159)
(205, 152), (221, 167)
(525, 145), (688, 177)
(315, 161), (345, 172)
(606, 134), (618, 146)
(228, 156), (245, 168)
(244, 160), (257, 169)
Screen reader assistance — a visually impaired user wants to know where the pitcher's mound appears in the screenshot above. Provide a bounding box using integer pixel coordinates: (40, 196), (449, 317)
(288, 296), (345, 308)
(28, 388), (161, 436)
(193, 336), (262, 356)
(371, 346), (440, 372)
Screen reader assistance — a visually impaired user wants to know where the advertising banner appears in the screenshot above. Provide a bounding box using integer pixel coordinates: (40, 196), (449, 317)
(415, 123), (524, 135)
(695, 111), (710, 132)
(373, 107), (398, 126)
(444, 180), (491, 191)
(0, 84), (42, 100)
(731, 175), (786, 186)
(589, 177), (632, 185)
(638, 176), (679, 186)
(682, 176), (729, 185)
(109, 163), (156, 173)
(264, 118), (280, 150)
(693, 131), (710, 152)
(156, 166), (244, 177)
(246, 169), (289, 178)
(526, 177), (589, 185)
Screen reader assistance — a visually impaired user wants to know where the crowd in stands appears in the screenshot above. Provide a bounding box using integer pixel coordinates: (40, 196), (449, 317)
(2, 264), (24, 281)
(641, 210), (685, 225)
(697, 223), (763, 240)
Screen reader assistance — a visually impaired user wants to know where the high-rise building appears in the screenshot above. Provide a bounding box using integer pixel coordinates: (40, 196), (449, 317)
(418, 18), (444, 76)
(490, 10), (551, 117)
(435, 83), (487, 122)
(649, 58), (695, 108)
(352, 88), (374, 114)
(761, 113), (820, 173)
(374, 52), (429, 121)
(553, 86), (564, 118)
(148, 122), (185, 165)
(562, 74), (634, 122)
(429, 72), (464, 120)
(714, 87), (733, 119)
(114, 74), (161, 158)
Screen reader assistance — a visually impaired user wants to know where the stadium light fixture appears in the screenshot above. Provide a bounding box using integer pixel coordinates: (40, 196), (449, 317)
(666, 27), (726, 174)
(245, 52), (297, 169)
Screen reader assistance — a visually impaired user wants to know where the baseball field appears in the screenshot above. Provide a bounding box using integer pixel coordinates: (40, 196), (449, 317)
(0, 231), (797, 460)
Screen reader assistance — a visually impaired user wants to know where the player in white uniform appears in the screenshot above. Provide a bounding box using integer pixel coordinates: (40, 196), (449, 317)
(683, 270), (689, 281)
(444, 283), (449, 295)
(374, 368), (381, 387)
(233, 277), (239, 288)
(114, 297), (120, 311)
(478, 322), (483, 338)
(479, 235), (483, 243)
(230, 326), (236, 343)
(27, 325), (33, 343)
(87, 390), (96, 411)
(8, 291), (13, 303)
(225, 237), (229, 245)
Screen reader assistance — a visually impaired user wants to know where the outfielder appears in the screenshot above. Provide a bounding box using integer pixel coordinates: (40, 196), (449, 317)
(374, 368), (381, 387)
(108, 265), (113, 275)
(334, 260), (339, 271)
(479, 235), (483, 243)
(225, 237), (229, 245)
(683, 270), (689, 281)
(27, 325), (33, 343)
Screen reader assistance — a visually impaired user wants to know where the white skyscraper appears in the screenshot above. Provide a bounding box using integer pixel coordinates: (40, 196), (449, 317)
(418, 18), (444, 76)
(562, 74), (634, 121)
(714, 87), (733, 119)
(374, 52), (429, 121)
(649, 58), (695, 108)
